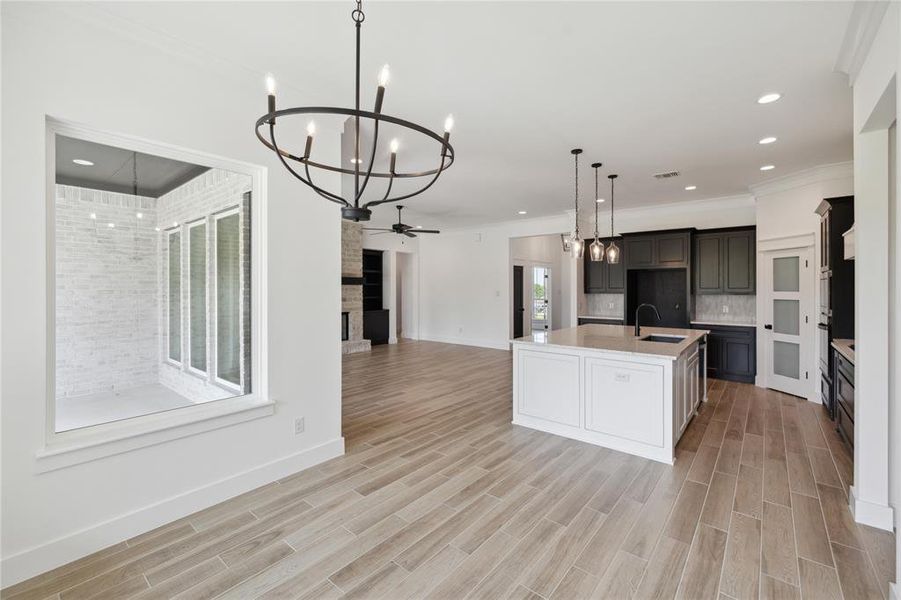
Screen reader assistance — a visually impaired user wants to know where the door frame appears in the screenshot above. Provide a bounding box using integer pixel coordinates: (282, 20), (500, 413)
(756, 234), (816, 400)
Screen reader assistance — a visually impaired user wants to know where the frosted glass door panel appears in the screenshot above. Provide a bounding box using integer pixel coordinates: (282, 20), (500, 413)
(773, 299), (799, 335)
(773, 257), (799, 292)
(773, 341), (800, 379)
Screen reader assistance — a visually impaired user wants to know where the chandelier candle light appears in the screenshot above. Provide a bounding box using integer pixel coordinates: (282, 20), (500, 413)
(569, 149), (584, 259)
(256, 0), (456, 222)
(589, 162), (605, 262)
(606, 174), (621, 264)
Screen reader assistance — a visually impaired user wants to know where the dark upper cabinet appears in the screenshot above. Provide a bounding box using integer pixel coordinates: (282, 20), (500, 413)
(624, 231), (690, 269)
(693, 227), (755, 295)
(625, 237), (655, 268)
(583, 238), (625, 293)
(695, 235), (723, 293)
(656, 233), (690, 266)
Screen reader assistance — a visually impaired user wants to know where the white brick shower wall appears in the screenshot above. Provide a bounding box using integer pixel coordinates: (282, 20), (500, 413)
(157, 168), (252, 402)
(55, 185), (159, 399)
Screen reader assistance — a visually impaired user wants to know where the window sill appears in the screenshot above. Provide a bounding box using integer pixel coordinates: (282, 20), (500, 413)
(36, 396), (275, 473)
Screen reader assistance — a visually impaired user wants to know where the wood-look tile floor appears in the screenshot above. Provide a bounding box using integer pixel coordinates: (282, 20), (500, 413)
(4, 340), (895, 600)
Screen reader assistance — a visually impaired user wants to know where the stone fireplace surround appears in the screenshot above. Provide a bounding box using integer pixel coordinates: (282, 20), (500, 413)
(341, 220), (371, 354)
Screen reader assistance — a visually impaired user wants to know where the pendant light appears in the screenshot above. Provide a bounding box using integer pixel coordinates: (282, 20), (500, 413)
(589, 162), (605, 262)
(569, 149), (584, 259)
(605, 174), (621, 264)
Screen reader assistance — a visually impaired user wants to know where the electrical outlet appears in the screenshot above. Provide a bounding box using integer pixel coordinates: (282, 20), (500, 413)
(608, 302), (615, 309)
(722, 305), (729, 314)
(294, 417), (305, 435)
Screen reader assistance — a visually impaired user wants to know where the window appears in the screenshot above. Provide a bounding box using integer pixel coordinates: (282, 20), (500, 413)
(168, 229), (182, 364)
(49, 120), (264, 440)
(215, 210), (242, 389)
(188, 221), (207, 373)
(532, 266), (550, 330)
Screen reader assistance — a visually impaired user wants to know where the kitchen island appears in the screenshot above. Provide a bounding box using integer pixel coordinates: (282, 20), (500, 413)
(512, 324), (708, 464)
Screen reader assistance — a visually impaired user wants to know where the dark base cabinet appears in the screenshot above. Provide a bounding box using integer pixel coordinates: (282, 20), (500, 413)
(363, 309), (390, 345)
(578, 317), (624, 325)
(833, 348), (854, 451)
(692, 324), (756, 383)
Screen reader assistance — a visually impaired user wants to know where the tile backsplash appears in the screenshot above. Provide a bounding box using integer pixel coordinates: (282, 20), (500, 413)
(585, 293), (624, 318)
(693, 294), (756, 325)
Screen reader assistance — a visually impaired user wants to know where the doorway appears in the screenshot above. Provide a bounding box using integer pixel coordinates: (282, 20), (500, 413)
(513, 266), (524, 338)
(761, 246), (814, 398)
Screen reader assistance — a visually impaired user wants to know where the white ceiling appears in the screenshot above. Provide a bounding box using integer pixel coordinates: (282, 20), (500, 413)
(91, 1), (854, 229)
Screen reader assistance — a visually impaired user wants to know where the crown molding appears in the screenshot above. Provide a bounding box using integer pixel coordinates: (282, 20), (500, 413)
(749, 162), (853, 197)
(835, 1), (890, 85)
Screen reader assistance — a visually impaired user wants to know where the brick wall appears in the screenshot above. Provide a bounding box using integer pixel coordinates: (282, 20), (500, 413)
(55, 185), (159, 399)
(341, 220), (369, 353)
(157, 168), (253, 402)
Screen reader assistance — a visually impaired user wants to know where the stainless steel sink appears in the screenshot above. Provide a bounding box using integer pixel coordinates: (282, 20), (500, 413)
(640, 335), (685, 344)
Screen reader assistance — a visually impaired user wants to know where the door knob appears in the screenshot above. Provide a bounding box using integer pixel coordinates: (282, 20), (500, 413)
(764, 324), (773, 330)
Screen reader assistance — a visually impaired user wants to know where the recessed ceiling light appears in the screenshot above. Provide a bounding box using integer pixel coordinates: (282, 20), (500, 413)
(684, 185), (697, 191)
(760, 165), (775, 171)
(757, 93), (781, 104)
(596, 198), (605, 203)
(155, 227), (161, 232)
(415, 225), (423, 229)
(136, 212), (143, 219)
(173, 221), (178, 227)
(518, 210), (527, 215)
(89, 213), (97, 220)
(72, 159), (94, 166)
(759, 136), (777, 145)
(107, 222), (115, 228)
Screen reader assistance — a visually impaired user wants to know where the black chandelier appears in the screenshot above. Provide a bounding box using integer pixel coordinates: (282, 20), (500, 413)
(255, 0), (456, 222)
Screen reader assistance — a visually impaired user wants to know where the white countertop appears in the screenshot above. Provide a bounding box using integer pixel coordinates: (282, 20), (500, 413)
(832, 339), (854, 363)
(513, 324), (708, 359)
(690, 320), (756, 328)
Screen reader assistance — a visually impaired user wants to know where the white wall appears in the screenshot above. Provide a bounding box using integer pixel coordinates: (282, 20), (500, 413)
(418, 195), (755, 350)
(841, 1), (899, 541)
(1, 4), (343, 585)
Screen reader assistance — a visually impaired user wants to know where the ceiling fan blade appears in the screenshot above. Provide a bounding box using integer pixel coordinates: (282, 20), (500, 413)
(403, 231), (417, 238)
(369, 231), (392, 236)
(417, 229), (441, 234)
(362, 227), (393, 231)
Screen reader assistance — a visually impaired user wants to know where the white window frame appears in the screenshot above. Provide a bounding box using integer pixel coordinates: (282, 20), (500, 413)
(212, 206), (244, 395)
(41, 117), (271, 472)
(166, 226), (184, 368)
(185, 218), (208, 378)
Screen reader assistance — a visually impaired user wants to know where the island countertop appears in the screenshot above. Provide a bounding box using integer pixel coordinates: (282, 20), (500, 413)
(513, 324), (708, 359)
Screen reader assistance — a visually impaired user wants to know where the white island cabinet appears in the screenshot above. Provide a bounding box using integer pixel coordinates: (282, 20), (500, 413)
(512, 324), (708, 464)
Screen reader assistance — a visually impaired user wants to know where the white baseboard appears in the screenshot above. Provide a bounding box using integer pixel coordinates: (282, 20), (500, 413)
(1, 437), (344, 587)
(418, 333), (510, 351)
(849, 485), (895, 531)
(890, 582), (899, 600)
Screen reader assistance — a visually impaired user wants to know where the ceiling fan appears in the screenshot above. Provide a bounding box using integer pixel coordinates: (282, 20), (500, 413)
(363, 205), (440, 238)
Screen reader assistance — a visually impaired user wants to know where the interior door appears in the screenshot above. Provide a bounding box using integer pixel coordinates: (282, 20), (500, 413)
(513, 265), (524, 338)
(531, 266), (551, 331)
(763, 247), (813, 397)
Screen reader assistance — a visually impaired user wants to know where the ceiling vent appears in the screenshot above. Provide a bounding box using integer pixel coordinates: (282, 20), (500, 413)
(653, 170), (680, 179)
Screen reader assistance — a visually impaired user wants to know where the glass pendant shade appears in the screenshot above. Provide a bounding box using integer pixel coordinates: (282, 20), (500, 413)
(570, 235), (584, 259)
(589, 238), (605, 262)
(605, 240), (621, 264)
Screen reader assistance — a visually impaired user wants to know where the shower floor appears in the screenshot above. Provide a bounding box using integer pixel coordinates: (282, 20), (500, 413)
(55, 384), (194, 432)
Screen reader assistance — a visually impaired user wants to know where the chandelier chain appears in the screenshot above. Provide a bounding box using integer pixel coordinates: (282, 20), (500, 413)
(574, 153), (579, 236)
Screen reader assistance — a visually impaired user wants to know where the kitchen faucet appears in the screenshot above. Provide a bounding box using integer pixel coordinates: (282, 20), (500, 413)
(635, 303), (661, 337)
